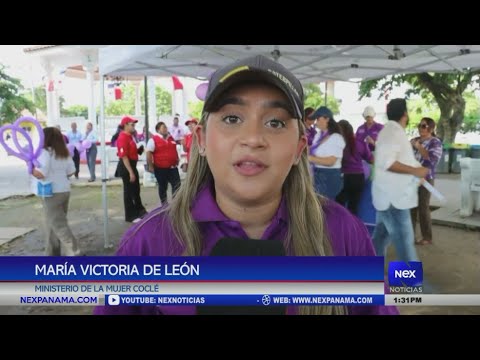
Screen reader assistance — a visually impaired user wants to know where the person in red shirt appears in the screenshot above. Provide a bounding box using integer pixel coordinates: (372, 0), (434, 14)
(146, 121), (181, 205)
(116, 116), (147, 223)
(181, 118), (198, 171)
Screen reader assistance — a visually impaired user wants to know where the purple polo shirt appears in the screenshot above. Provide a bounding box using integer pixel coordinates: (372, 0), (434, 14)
(94, 182), (398, 316)
(355, 122), (384, 152)
(306, 125), (317, 146)
(342, 139), (374, 174)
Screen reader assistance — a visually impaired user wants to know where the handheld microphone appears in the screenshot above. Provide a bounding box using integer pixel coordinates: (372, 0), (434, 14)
(197, 237), (287, 315)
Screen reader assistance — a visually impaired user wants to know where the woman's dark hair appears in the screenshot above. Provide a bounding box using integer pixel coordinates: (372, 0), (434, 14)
(43, 127), (69, 159)
(420, 117), (437, 137)
(338, 120), (355, 156)
(326, 116), (341, 136)
(304, 107), (315, 122)
(111, 125), (122, 144)
(155, 121), (167, 131)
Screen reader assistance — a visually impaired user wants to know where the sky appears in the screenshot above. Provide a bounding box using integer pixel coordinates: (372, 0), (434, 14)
(0, 45), (410, 129)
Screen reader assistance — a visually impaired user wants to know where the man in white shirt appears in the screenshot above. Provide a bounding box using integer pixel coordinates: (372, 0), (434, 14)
(372, 98), (429, 263)
(168, 114), (185, 144)
(66, 122), (82, 179)
(82, 122), (98, 182)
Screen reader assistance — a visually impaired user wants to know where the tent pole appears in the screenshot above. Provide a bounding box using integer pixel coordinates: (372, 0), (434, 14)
(144, 76), (149, 142)
(324, 81), (328, 106)
(99, 74), (111, 249)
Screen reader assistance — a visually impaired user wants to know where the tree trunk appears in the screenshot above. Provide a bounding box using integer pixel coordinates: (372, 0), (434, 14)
(435, 93), (465, 144)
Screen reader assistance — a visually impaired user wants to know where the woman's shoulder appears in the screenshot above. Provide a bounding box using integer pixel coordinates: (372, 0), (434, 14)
(329, 133), (346, 146)
(116, 208), (184, 256)
(321, 199), (376, 257)
(431, 137), (443, 145)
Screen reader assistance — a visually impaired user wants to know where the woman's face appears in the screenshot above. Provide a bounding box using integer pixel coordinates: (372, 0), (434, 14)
(196, 83), (307, 205)
(315, 116), (329, 130)
(418, 120), (432, 137)
(159, 124), (168, 135)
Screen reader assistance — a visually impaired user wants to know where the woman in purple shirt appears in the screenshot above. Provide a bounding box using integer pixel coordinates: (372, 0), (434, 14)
(303, 107), (316, 146)
(355, 106), (384, 152)
(94, 55), (398, 316)
(336, 120), (374, 215)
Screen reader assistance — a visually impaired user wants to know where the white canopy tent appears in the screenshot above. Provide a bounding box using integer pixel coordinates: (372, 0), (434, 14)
(97, 44), (480, 247)
(100, 45), (480, 83)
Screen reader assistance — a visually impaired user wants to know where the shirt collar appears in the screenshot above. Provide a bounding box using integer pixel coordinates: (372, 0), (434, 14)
(388, 120), (405, 131)
(191, 180), (289, 224)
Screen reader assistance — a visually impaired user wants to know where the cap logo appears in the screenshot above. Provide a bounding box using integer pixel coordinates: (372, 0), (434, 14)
(219, 66), (250, 83)
(267, 69), (300, 99)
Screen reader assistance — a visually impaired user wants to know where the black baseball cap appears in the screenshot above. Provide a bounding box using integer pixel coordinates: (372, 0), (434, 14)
(308, 106), (334, 120)
(203, 55), (304, 120)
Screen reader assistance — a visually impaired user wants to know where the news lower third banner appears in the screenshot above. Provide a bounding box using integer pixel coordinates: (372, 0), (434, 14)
(0, 256), (384, 306)
(1, 258), (480, 306)
(0, 256), (384, 281)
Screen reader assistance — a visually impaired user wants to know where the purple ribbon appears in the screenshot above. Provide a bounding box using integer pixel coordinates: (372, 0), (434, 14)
(309, 130), (329, 155)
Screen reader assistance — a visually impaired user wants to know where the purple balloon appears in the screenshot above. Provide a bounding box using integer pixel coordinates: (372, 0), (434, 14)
(195, 82), (209, 101)
(0, 125), (28, 160)
(17, 116), (44, 160)
(82, 140), (92, 150)
(0, 116), (44, 174)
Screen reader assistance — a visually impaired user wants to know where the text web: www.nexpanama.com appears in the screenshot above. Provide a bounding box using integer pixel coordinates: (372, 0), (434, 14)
(285, 296), (374, 305)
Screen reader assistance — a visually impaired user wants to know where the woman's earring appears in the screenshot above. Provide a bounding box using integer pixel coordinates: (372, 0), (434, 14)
(199, 147), (206, 156)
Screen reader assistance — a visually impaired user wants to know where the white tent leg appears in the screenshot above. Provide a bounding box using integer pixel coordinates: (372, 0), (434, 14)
(99, 75), (112, 249)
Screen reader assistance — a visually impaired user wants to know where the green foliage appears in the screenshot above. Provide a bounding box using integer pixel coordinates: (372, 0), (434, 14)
(0, 65), (35, 125)
(105, 83), (136, 116)
(104, 83), (172, 117)
(188, 101), (204, 119)
(303, 83), (341, 114)
(62, 104), (88, 118)
(460, 91), (480, 133)
(359, 71), (480, 142)
(405, 91), (480, 137)
(155, 85), (172, 116)
(23, 85), (47, 113)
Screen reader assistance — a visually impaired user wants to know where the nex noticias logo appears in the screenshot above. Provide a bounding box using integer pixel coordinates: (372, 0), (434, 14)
(388, 262), (423, 287)
(394, 270), (417, 278)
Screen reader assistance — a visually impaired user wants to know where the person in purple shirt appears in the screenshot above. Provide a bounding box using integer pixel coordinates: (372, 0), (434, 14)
(355, 106), (384, 152)
(303, 107), (316, 146)
(94, 55), (398, 316)
(336, 120), (374, 215)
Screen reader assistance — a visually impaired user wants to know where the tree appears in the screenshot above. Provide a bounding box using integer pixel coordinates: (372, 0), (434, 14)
(358, 71), (480, 143)
(24, 85), (46, 113)
(303, 83), (341, 115)
(188, 101), (204, 119)
(155, 85), (172, 116)
(0, 65), (35, 125)
(104, 83), (172, 117)
(460, 91), (480, 133)
(105, 83), (136, 116)
(24, 84), (68, 119)
(62, 104), (88, 118)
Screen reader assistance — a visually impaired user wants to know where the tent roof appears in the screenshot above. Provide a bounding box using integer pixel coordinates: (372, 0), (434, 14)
(99, 45), (480, 83)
